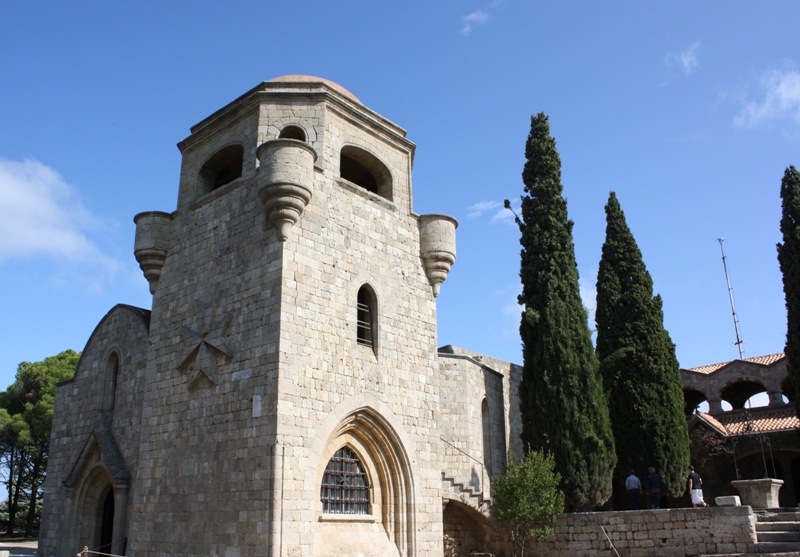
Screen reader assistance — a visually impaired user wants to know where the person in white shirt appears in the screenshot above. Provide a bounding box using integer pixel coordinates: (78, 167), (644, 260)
(625, 469), (642, 509)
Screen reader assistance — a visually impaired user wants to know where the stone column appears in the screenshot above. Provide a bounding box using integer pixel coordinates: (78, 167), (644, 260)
(767, 390), (785, 406)
(111, 479), (129, 556)
(707, 398), (724, 414)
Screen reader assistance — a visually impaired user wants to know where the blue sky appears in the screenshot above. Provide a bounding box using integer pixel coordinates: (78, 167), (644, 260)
(1, 1), (799, 393)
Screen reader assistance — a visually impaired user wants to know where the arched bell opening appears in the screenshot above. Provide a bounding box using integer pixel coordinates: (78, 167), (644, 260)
(197, 144), (244, 195)
(720, 380), (768, 410)
(684, 389), (708, 415)
(339, 146), (392, 201)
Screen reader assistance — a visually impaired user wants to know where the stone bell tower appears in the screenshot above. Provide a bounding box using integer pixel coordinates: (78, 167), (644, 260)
(121, 76), (457, 556)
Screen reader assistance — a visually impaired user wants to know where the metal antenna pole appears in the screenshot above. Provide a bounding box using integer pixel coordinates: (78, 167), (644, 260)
(717, 238), (745, 359)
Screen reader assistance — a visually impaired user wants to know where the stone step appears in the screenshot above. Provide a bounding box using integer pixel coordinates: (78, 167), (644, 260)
(758, 511), (800, 522)
(441, 473), (484, 500)
(702, 553), (800, 557)
(759, 531), (800, 542)
(759, 522), (800, 532)
(753, 541), (800, 553)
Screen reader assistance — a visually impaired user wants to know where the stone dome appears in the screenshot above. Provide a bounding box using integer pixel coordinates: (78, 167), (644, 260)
(268, 75), (361, 104)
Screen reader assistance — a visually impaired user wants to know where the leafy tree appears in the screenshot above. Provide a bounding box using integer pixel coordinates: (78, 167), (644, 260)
(492, 450), (564, 557)
(595, 192), (689, 498)
(506, 113), (615, 510)
(0, 350), (79, 535)
(778, 166), (800, 411)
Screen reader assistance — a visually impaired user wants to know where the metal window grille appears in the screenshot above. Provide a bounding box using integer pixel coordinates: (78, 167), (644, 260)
(320, 446), (369, 514)
(357, 288), (373, 347)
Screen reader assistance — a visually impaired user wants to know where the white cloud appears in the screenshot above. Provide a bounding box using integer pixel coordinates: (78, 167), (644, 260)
(733, 68), (800, 129)
(459, 10), (490, 36)
(666, 41), (701, 77)
(467, 200), (501, 217)
(467, 199), (519, 226)
(0, 158), (119, 272)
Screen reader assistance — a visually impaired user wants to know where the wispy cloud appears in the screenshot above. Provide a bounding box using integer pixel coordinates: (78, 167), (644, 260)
(733, 68), (800, 130)
(0, 158), (120, 277)
(666, 41), (701, 77)
(467, 200), (501, 217)
(467, 199), (518, 226)
(459, 10), (490, 36)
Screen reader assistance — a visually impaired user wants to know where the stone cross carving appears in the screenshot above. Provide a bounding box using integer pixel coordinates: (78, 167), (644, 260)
(178, 296), (234, 387)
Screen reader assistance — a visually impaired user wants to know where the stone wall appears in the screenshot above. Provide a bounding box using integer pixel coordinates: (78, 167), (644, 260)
(525, 507), (757, 557)
(40, 304), (150, 556)
(438, 348), (507, 492)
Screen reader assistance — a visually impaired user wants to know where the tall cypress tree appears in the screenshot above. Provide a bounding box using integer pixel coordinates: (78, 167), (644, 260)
(595, 192), (689, 497)
(510, 113), (615, 511)
(778, 166), (800, 411)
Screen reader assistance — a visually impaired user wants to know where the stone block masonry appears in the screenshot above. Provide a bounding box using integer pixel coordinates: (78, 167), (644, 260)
(527, 507), (757, 557)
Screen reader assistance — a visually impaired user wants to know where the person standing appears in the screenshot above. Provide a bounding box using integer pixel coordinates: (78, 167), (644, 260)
(688, 465), (708, 507)
(645, 467), (663, 509)
(625, 469), (642, 509)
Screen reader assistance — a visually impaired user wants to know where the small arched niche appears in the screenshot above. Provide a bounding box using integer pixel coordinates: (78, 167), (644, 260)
(340, 146), (392, 201)
(278, 125), (307, 142)
(197, 144), (244, 195)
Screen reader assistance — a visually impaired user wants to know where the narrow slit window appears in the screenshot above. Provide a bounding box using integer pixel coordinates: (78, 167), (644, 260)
(357, 286), (374, 348)
(320, 446), (370, 514)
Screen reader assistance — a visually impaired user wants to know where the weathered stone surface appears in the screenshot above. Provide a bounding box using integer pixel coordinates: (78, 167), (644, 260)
(41, 77), (486, 557)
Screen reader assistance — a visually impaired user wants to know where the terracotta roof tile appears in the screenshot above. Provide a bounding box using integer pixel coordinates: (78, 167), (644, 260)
(715, 407), (799, 435)
(685, 352), (786, 375)
(696, 413), (728, 434)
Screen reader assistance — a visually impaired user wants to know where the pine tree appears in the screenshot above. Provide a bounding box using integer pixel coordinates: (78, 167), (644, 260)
(778, 166), (800, 412)
(595, 192), (689, 498)
(509, 113), (615, 511)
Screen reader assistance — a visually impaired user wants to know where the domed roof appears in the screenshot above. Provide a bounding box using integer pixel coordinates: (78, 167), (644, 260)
(268, 75), (361, 103)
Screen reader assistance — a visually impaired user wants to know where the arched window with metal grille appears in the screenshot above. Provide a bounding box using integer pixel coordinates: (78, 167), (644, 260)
(320, 446), (370, 514)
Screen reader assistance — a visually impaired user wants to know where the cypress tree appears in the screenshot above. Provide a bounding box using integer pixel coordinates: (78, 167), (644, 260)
(778, 166), (800, 411)
(509, 113), (615, 511)
(595, 192), (689, 498)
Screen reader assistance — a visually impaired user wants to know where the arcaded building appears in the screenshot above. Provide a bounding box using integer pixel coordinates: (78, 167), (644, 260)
(39, 77), (522, 557)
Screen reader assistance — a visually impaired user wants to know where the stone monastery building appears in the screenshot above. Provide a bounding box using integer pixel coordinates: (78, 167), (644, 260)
(40, 76), (524, 557)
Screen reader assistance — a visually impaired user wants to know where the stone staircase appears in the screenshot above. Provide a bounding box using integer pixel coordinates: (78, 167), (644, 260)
(704, 510), (800, 557)
(441, 471), (491, 516)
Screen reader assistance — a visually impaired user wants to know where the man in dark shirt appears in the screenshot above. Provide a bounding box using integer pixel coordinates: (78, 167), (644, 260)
(688, 465), (708, 507)
(645, 467), (663, 509)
